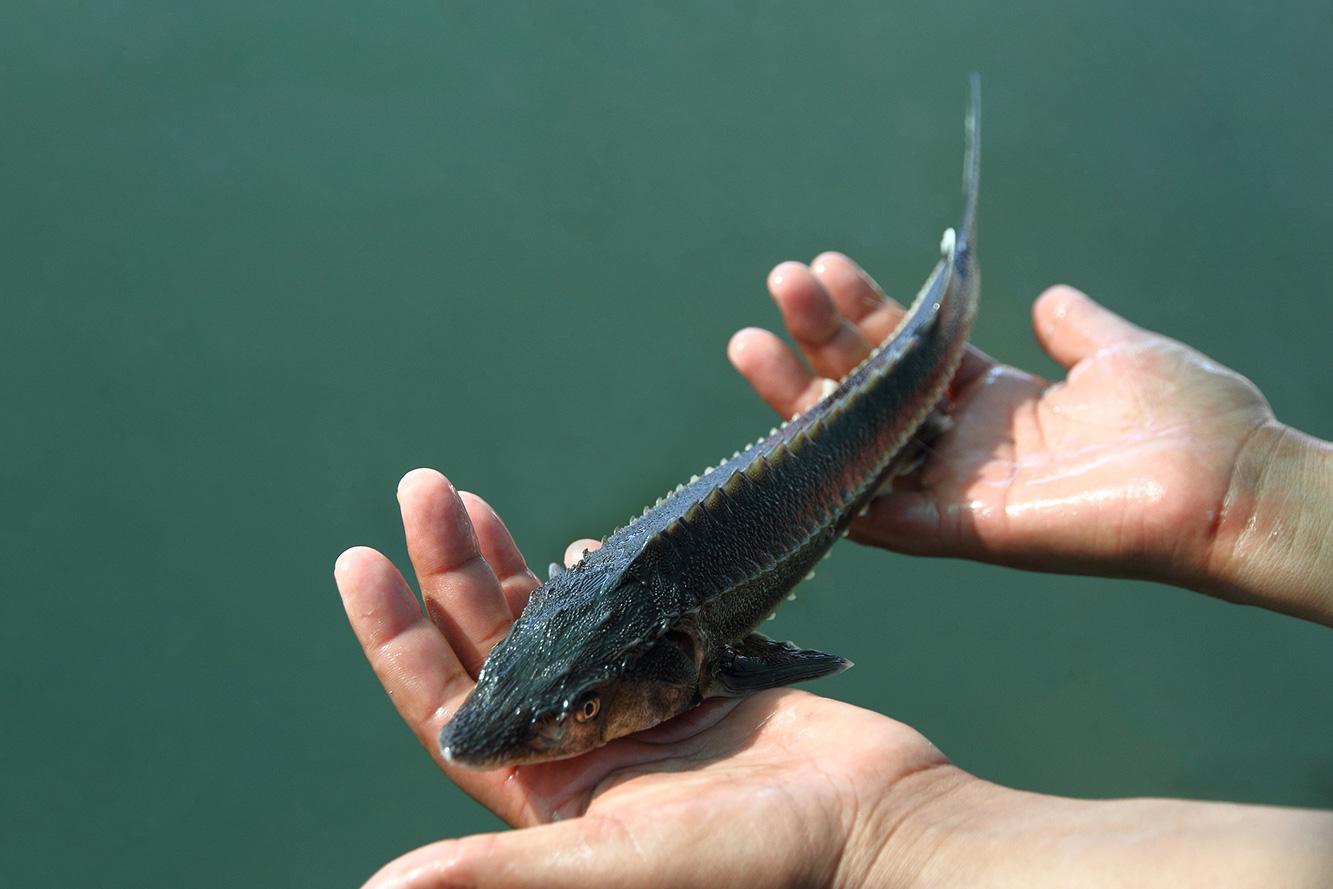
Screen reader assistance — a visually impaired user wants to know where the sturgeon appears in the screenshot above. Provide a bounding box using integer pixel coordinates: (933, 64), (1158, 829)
(440, 77), (981, 768)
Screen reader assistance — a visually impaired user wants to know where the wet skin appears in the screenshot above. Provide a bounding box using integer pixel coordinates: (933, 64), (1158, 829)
(337, 255), (1333, 887)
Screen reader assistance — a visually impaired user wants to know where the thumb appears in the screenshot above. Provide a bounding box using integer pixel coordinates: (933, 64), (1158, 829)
(362, 814), (792, 889)
(1032, 285), (1148, 369)
(362, 819), (622, 889)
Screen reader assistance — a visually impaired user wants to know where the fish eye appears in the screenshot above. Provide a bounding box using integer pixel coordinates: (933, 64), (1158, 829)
(574, 692), (601, 722)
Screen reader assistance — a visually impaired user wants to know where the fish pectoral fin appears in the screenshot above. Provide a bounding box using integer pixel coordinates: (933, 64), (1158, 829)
(706, 633), (852, 696)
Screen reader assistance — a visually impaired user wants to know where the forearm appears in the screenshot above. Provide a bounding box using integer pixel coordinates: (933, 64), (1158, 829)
(867, 767), (1333, 889)
(1202, 422), (1333, 625)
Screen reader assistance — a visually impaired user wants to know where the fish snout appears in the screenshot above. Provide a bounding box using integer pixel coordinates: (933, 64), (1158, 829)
(437, 705), (527, 770)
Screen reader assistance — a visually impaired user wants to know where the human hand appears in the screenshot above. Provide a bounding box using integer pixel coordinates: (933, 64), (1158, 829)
(728, 253), (1332, 622)
(335, 469), (958, 888)
(335, 472), (1333, 888)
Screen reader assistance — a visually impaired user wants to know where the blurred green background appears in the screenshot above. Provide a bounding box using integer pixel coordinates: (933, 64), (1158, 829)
(3, 1), (1331, 885)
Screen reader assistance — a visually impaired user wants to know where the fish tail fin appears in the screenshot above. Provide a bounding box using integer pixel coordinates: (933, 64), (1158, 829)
(959, 72), (981, 254)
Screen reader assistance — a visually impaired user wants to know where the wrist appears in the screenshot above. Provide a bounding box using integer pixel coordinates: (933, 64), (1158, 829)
(841, 763), (977, 889)
(1200, 421), (1333, 625)
(865, 769), (1333, 889)
(846, 764), (1068, 889)
(857, 766), (1061, 889)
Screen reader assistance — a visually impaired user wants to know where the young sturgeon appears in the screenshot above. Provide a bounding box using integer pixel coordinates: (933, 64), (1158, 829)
(441, 77), (981, 768)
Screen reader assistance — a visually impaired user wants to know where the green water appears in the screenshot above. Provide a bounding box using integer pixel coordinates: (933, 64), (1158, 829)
(4, 2), (1331, 885)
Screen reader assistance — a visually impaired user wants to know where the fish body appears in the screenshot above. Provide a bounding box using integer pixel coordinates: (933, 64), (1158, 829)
(441, 77), (981, 769)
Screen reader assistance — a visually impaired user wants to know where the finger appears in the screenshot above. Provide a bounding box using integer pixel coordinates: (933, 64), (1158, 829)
(362, 814), (795, 889)
(813, 251), (995, 389)
(1032, 285), (1147, 369)
(362, 821), (606, 889)
(398, 469), (513, 677)
(459, 491), (541, 618)
(767, 261), (874, 379)
(951, 343), (1000, 392)
(727, 327), (829, 417)
(810, 251), (906, 343)
(335, 547), (472, 750)
(564, 538), (602, 569)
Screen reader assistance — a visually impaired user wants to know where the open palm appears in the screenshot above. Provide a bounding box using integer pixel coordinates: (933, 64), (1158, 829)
(336, 470), (948, 888)
(729, 253), (1275, 590)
